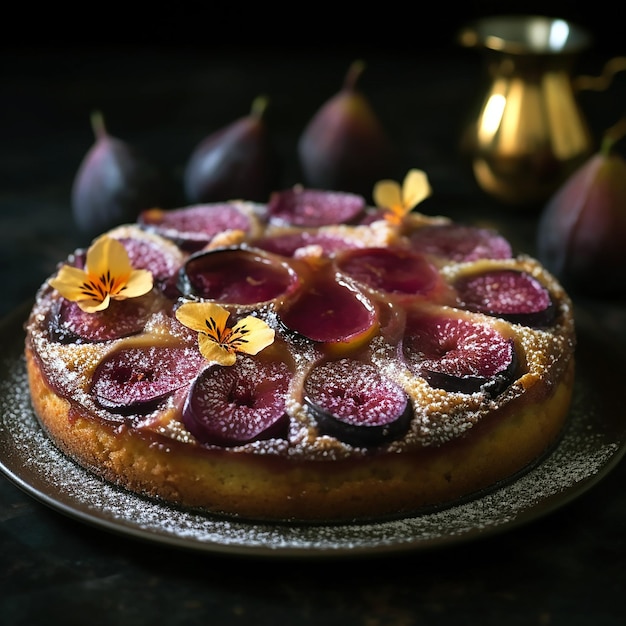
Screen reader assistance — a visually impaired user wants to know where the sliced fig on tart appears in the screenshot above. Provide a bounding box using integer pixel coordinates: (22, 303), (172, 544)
(117, 235), (181, 279)
(178, 248), (300, 305)
(48, 294), (157, 344)
(453, 269), (556, 327)
(402, 312), (517, 396)
(183, 356), (292, 446)
(139, 203), (253, 251)
(278, 270), (378, 355)
(357, 208), (388, 225)
(253, 231), (361, 258)
(119, 234), (184, 298)
(303, 358), (412, 446)
(409, 223), (513, 262)
(335, 246), (443, 297)
(267, 187), (366, 227)
(92, 345), (206, 414)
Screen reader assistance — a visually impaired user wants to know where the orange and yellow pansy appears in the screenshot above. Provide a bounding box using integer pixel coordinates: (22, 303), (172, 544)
(49, 235), (153, 313)
(175, 301), (275, 366)
(373, 169), (432, 224)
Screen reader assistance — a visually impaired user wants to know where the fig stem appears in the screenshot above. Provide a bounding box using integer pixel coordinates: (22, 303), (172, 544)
(344, 59), (366, 91)
(602, 116), (626, 154)
(250, 95), (269, 120)
(89, 110), (108, 141)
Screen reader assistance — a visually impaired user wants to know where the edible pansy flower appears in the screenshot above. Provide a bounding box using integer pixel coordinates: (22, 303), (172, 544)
(373, 169), (432, 224)
(49, 235), (153, 313)
(175, 301), (275, 366)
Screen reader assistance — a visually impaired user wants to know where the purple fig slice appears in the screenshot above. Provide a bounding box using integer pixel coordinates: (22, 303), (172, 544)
(357, 208), (388, 225)
(139, 203), (252, 251)
(48, 294), (156, 344)
(303, 358), (412, 446)
(278, 270), (378, 354)
(116, 235), (183, 299)
(403, 313), (516, 396)
(267, 187), (366, 227)
(183, 357), (291, 446)
(253, 231), (360, 258)
(178, 248), (300, 304)
(454, 269), (556, 327)
(92, 345), (206, 414)
(409, 223), (513, 262)
(335, 247), (441, 295)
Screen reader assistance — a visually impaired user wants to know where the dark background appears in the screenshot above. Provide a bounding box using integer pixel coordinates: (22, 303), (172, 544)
(1, 4), (625, 625)
(5, 2), (623, 52)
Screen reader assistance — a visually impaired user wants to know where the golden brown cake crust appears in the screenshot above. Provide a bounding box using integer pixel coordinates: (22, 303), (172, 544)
(24, 203), (577, 523)
(25, 343), (574, 522)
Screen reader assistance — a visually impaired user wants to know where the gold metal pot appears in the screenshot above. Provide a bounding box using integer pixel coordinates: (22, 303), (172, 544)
(459, 15), (626, 206)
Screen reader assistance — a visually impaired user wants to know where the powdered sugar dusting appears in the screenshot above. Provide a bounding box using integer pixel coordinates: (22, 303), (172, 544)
(2, 351), (621, 556)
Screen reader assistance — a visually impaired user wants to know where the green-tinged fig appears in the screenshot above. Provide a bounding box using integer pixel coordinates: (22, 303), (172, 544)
(298, 60), (395, 201)
(183, 95), (281, 204)
(72, 111), (172, 238)
(537, 119), (626, 296)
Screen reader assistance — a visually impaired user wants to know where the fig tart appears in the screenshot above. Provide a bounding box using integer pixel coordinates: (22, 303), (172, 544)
(24, 172), (576, 523)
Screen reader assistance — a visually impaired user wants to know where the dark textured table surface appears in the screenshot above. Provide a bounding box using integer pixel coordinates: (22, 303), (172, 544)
(1, 21), (626, 626)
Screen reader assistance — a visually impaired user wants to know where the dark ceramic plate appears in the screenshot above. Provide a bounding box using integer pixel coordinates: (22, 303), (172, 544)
(1, 303), (624, 558)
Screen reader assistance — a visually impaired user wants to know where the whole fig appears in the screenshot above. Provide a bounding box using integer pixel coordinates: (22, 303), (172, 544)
(298, 60), (396, 201)
(72, 111), (171, 238)
(183, 95), (280, 204)
(536, 119), (626, 296)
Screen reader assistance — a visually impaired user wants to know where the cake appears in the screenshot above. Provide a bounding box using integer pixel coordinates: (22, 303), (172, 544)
(24, 170), (576, 523)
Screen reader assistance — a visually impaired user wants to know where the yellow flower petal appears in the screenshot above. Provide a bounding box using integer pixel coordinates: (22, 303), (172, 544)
(88, 236), (133, 282)
(230, 315), (275, 355)
(373, 180), (402, 211)
(77, 295), (111, 313)
(402, 169), (432, 209)
(175, 302), (230, 336)
(198, 334), (237, 365)
(48, 265), (91, 301)
(122, 269), (155, 299)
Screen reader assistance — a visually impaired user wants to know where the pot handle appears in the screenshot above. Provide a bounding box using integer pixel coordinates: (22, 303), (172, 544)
(573, 56), (626, 92)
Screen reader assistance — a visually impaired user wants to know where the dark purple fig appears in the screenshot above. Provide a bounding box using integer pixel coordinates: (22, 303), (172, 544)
(48, 294), (156, 344)
(409, 223), (513, 262)
(179, 248), (300, 304)
(183, 96), (280, 204)
(454, 269), (556, 327)
(335, 247), (442, 296)
(139, 203), (253, 252)
(537, 121), (626, 295)
(402, 313), (516, 396)
(267, 187), (366, 227)
(278, 268), (378, 354)
(182, 357), (291, 446)
(72, 111), (173, 237)
(253, 230), (360, 258)
(298, 60), (396, 201)
(92, 345), (206, 414)
(303, 358), (412, 446)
